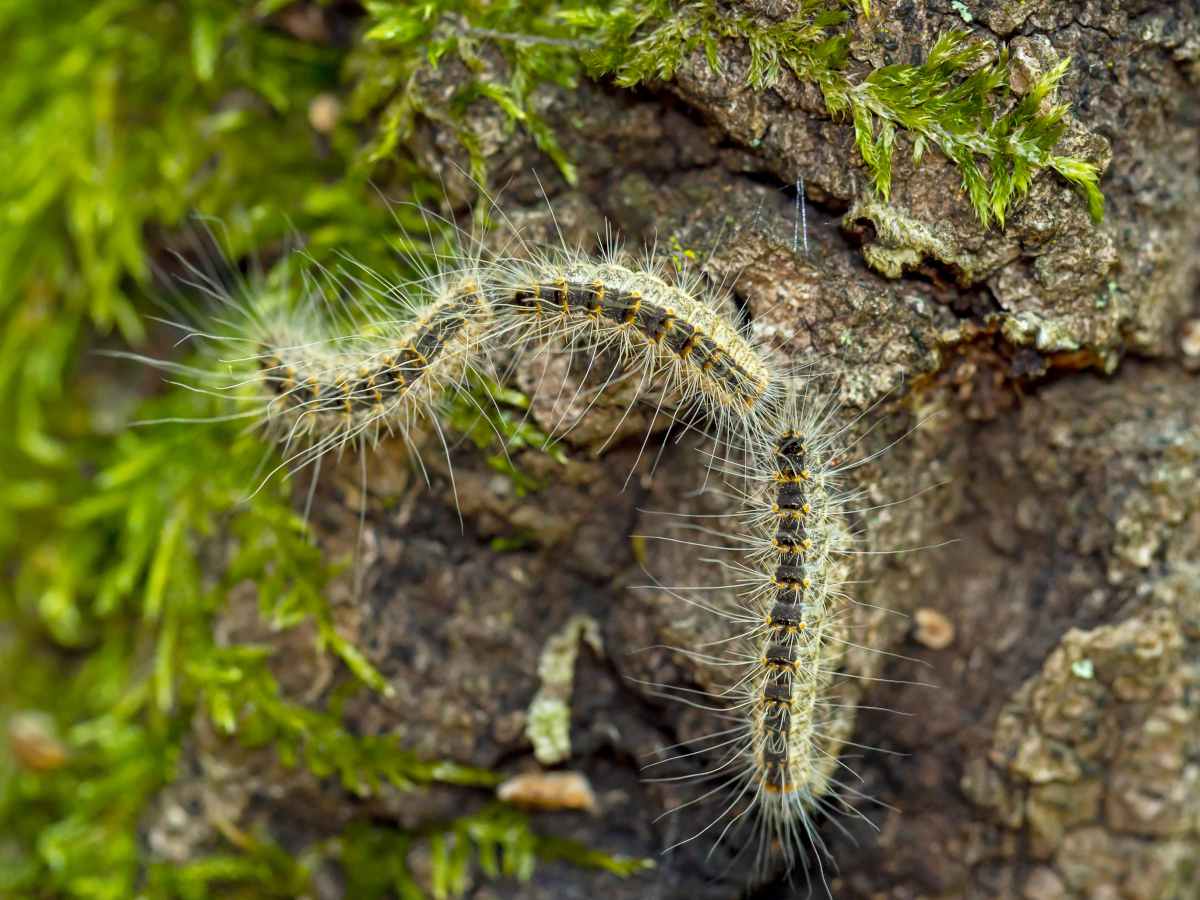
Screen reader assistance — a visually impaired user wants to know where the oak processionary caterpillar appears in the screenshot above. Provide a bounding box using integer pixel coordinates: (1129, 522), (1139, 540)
(488, 247), (783, 452)
(658, 384), (868, 888)
(155, 215), (881, 893)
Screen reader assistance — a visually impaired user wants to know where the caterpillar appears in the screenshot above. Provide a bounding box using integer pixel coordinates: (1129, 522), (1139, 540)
(639, 379), (888, 893)
(482, 246), (785, 455)
(251, 271), (494, 471)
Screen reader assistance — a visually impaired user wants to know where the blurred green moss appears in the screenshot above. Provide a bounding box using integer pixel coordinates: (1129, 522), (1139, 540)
(0, 2), (641, 895)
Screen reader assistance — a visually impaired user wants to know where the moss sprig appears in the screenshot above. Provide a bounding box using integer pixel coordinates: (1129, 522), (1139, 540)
(443, 372), (568, 495)
(342, 805), (652, 900)
(831, 33), (1104, 225)
(565, 0), (856, 90)
(142, 803), (653, 900)
(2, 385), (466, 897)
(191, 644), (501, 794)
(351, 0), (588, 186)
(0, 0), (403, 547)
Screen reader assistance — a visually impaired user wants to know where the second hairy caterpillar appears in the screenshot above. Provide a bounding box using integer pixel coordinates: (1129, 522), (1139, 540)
(643, 382), (884, 893)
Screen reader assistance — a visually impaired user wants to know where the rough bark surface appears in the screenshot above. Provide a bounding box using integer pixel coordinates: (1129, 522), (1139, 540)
(147, 2), (1200, 897)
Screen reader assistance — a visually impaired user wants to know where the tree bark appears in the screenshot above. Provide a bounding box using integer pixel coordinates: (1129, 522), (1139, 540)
(147, 2), (1200, 897)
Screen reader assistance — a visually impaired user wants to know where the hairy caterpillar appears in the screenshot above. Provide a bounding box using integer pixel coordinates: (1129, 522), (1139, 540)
(481, 245), (786, 456)
(639, 378), (901, 893)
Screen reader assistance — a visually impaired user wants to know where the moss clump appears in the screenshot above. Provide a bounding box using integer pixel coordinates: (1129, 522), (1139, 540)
(566, 0), (860, 90)
(351, 0), (588, 186)
(836, 34), (1104, 225)
(349, 2), (1101, 225)
(0, 0), (405, 581)
(568, 4), (1103, 226)
(140, 803), (651, 899)
(0, 375), (641, 897)
(0, 382), (406, 893)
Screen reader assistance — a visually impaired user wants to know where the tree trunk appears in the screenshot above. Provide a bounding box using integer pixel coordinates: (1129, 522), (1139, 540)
(147, 3), (1200, 898)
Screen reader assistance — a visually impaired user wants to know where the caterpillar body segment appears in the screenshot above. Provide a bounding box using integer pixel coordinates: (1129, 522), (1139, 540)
(482, 250), (785, 454)
(506, 274), (767, 413)
(254, 275), (493, 458)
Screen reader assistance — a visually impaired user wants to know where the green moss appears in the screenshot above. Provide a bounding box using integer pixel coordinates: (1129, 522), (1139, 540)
(567, 0), (857, 90)
(145, 829), (323, 900)
(350, 0), (588, 186)
(569, 3), (1103, 226)
(836, 34), (1104, 226)
(190, 645), (500, 793)
(0, 0), (405, 564)
(0, 384), (354, 893)
(0, 374), (632, 897)
(340, 805), (652, 899)
(345, 2), (1100, 228)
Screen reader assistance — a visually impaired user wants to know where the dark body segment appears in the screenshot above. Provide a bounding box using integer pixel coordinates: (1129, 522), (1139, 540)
(262, 287), (483, 415)
(511, 279), (766, 405)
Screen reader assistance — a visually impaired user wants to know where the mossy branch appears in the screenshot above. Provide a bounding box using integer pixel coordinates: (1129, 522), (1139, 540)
(568, 3), (1104, 227)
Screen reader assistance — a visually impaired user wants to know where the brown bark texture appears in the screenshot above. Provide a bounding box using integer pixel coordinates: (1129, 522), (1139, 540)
(147, 2), (1200, 898)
